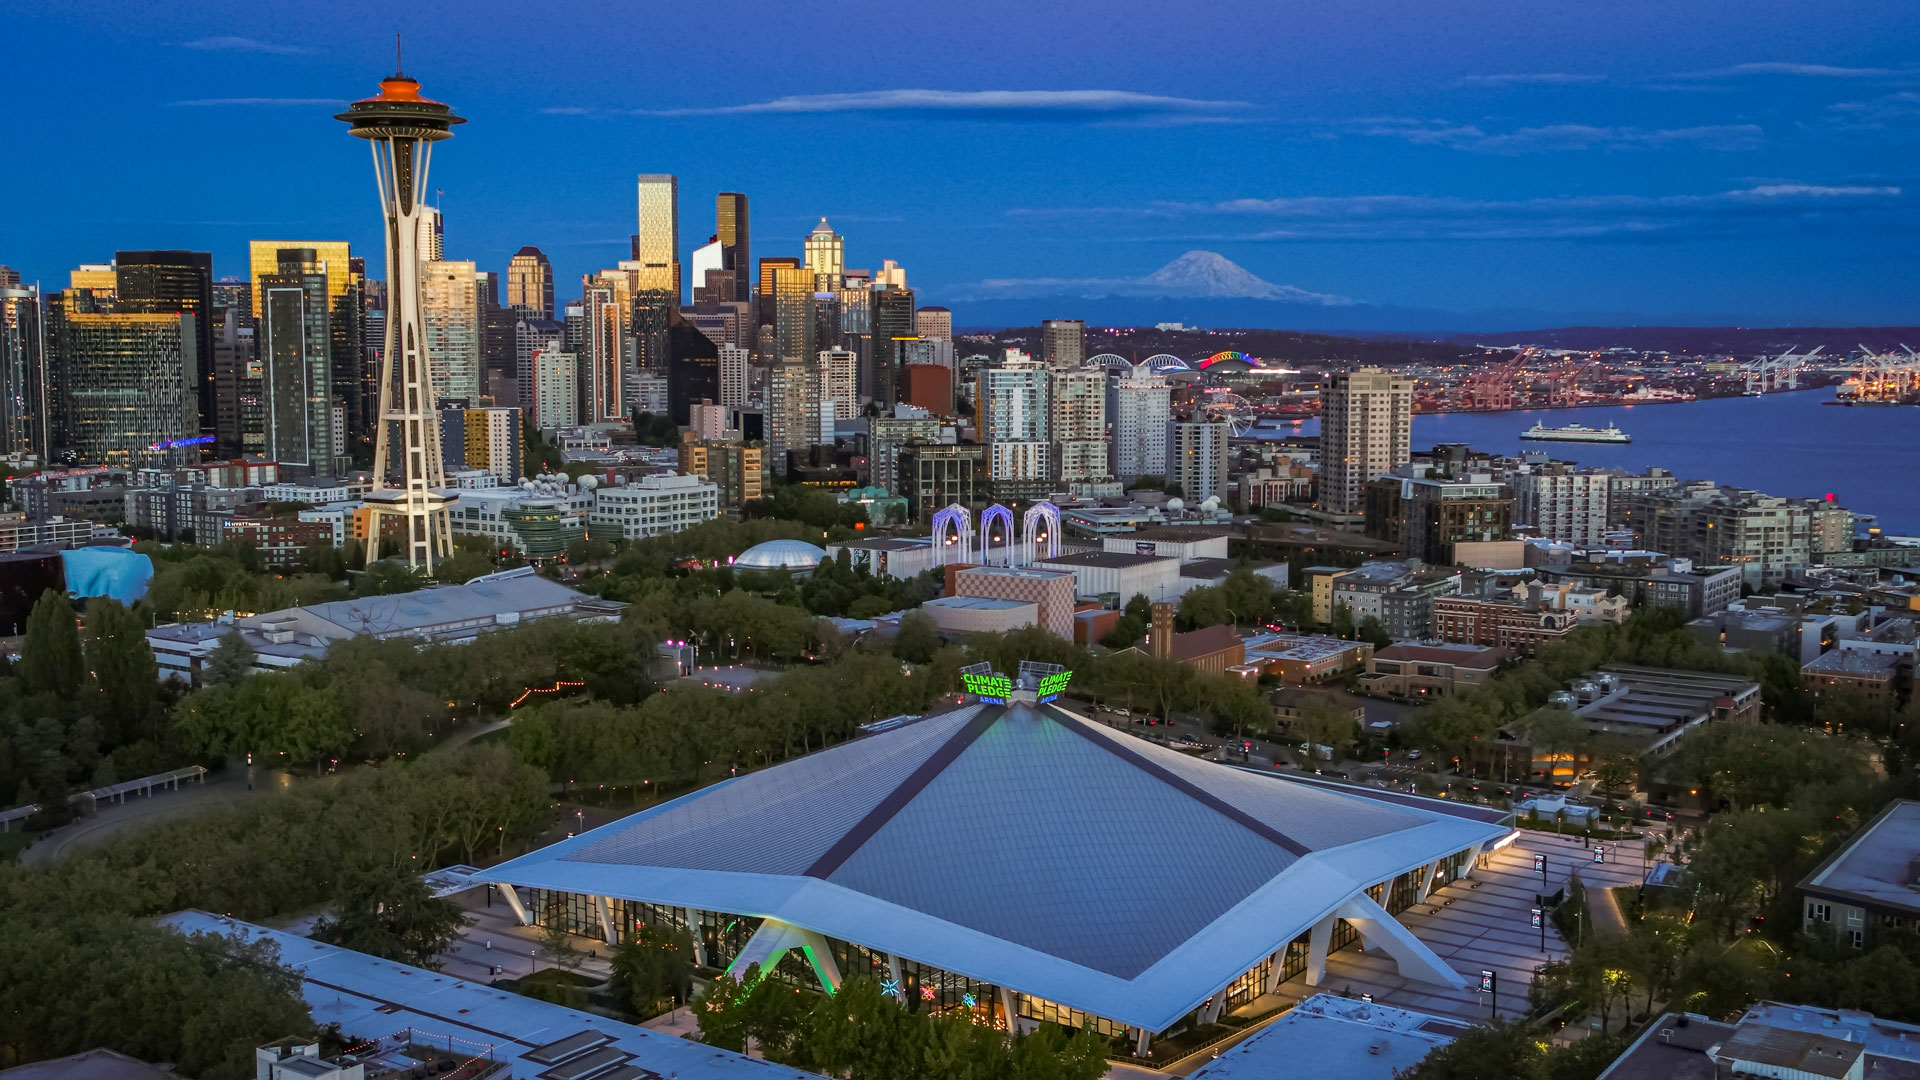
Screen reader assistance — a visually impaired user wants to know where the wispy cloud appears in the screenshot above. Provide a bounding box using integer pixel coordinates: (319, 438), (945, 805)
(1676, 61), (1898, 80)
(1826, 91), (1920, 132)
(1351, 118), (1764, 153)
(593, 89), (1253, 121)
(1007, 183), (1906, 243)
(170, 97), (343, 107)
(1455, 73), (1606, 87)
(179, 36), (309, 55)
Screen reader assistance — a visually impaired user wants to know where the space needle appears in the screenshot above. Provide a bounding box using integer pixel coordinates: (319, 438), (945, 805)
(336, 48), (463, 572)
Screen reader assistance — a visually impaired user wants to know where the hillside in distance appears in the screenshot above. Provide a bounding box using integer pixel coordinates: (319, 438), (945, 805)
(961, 323), (1482, 366)
(1423, 325), (1920, 355)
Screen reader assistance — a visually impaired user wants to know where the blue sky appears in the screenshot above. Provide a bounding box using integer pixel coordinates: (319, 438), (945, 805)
(6, 0), (1919, 325)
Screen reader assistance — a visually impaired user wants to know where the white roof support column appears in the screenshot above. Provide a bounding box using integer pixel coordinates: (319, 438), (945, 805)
(1418, 860), (1446, 904)
(593, 895), (617, 945)
(690, 911), (709, 967)
(498, 883), (532, 926)
(1335, 893), (1467, 990)
(1302, 913), (1336, 987)
(726, 918), (843, 993)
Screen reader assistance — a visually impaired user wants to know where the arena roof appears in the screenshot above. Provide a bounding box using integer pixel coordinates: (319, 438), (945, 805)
(480, 699), (1506, 1032)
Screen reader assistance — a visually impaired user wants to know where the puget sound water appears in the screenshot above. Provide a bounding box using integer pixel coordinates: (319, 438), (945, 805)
(1290, 387), (1920, 534)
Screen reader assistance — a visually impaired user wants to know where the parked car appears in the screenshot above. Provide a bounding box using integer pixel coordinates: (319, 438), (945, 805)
(1406, 749), (1423, 761)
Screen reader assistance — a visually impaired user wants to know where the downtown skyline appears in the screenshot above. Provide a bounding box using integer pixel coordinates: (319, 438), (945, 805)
(6, 0), (1920, 328)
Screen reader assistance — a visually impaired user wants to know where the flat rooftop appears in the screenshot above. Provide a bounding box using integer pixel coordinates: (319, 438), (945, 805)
(1246, 633), (1361, 662)
(1598, 1013), (1736, 1080)
(1187, 995), (1464, 1080)
(160, 911), (819, 1080)
(1801, 800), (1920, 915)
(923, 596), (1034, 611)
(1804, 648), (1901, 675)
(1036, 550), (1173, 569)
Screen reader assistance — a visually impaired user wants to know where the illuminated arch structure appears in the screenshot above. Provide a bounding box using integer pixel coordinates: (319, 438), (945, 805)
(932, 504), (973, 566)
(979, 503), (1016, 567)
(1088, 353), (1134, 375)
(1022, 501), (1062, 561)
(1200, 350), (1257, 369)
(1144, 354), (1190, 375)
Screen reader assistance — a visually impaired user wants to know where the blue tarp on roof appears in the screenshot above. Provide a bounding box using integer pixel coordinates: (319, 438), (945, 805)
(62, 547), (153, 604)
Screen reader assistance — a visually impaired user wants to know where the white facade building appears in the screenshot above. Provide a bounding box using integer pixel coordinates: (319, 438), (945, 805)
(1109, 367), (1171, 483)
(1514, 465), (1611, 546)
(989, 441), (1051, 484)
(533, 346), (578, 430)
(718, 343), (748, 408)
(1052, 368), (1109, 482)
(422, 259), (482, 406)
(588, 473), (720, 540)
(630, 373), (669, 417)
(817, 348), (859, 420)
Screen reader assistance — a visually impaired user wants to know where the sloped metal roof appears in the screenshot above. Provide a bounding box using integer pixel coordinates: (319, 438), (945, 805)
(482, 700), (1507, 1032)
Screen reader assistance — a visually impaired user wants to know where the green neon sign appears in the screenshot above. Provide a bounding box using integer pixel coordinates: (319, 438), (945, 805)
(962, 672), (1013, 700)
(1037, 670), (1074, 699)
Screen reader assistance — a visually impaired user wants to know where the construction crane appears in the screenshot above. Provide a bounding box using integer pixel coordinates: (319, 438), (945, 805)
(1459, 349), (1531, 410)
(1838, 344), (1920, 404)
(1741, 346), (1822, 395)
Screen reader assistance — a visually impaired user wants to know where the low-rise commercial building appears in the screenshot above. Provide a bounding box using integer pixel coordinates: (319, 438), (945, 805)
(1034, 550), (1184, 604)
(950, 565), (1076, 638)
(1244, 633), (1374, 684)
(587, 473), (720, 541)
(1803, 647), (1902, 698)
(1799, 800), (1920, 948)
(1362, 643), (1506, 698)
(920, 595), (1038, 635)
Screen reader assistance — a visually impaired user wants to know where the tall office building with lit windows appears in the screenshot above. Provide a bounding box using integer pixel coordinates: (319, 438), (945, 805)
(257, 248), (338, 472)
(0, 279), (47, 461)
(115, 251), (215, 442)
(634, 174), (680, 300)
(1041, 319), (1086, 370)
(245, 240), (364, 450)
(771, 265), (815, 366)
(507, 245), (554, 318)
(716, 192), (750, 301)
(871, 287), (916, 410)
(804, 218), (845, 292)
(55, 311), (198, 467)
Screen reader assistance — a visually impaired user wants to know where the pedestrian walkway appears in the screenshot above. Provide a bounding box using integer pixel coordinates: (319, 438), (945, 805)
(1229, 831), (1655, 1026)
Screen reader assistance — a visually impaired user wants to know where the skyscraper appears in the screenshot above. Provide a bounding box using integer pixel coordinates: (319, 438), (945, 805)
(666, 309), (718, 426)
(870, 287), (917, 410)
(210, 279), (256, 457)
(246, 240), (364, 454)
(580, 273), (627, 423)
(1166, 411), (1230, 504)
(116, 251), (214, 443)
(1319, 367), (1413, 514)
(422, 260), (482, 405)
(1109, 365), (1171, 484)
(1040, 319), (1086, 370)
(757, 256), (800, 343)
(716, 192), (750, 301)
(1050, 368), (1108, 482)
(816, 348), (858, 420)
(804, 218), (845, 292)
(337, 65), (464, 570)
(718, 343), (748, 409)
(689, 238), (726, 301)
(771, 265), (816, 366)
(417, 205), (444, 263)
(257, 248), (336, 471)
(634, 174), (680, 300)
(507, 246), (554, 318)
(56, 311), (197, 467)
(915, 306), (952, 341)
(0, 280), (47, 461)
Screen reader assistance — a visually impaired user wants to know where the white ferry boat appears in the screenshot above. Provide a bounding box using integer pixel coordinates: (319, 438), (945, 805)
(1519, 422), (1631, 444)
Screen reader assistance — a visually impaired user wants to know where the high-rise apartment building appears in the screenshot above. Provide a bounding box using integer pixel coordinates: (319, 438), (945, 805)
(716, 192), (751, 302)
(871, 287), (917, 409)
(1319, 367), (1413, 514)
(718, 343), (748, 409)
(804, 218), (845, 292)
(1050, 367), (1108, 482)
(461, 406), (522, 481)
(422, 260), (482, 406)
(513, 315), (562, 413)
(257, 248), (336, 471)
(915, 306), (952, 341)
(817, 348), (859, 420)
(1108, 366), (1171, 484)
(1040, 319), (1086, 370)
(531, 344), (577, 429)
(416, 205), (444, 264)
(55, 311), (198, 467)
(1514, 464), (1611, 546)
(0, 281), (46, 461)
(680, 439), (764, 510)
(634, 174), (680, 300)
(1166, 413), (1230, 503)
(507, 245), (554, 318)
(766, 361), (815, 469)
(115, 251), (215, 442)
(977, 361), (1050, 491)
(580, 273), (627, 423)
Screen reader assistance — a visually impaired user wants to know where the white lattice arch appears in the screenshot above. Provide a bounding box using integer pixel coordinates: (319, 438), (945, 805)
(1023, 501), (1062, 561)
(1144, 353), (1190, 374)
(979, 504), (1015, 567)
(931, 503), (973, 566)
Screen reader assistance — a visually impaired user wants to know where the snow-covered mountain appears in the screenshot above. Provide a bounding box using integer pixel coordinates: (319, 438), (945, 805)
(1136, 250), (1338, 301)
